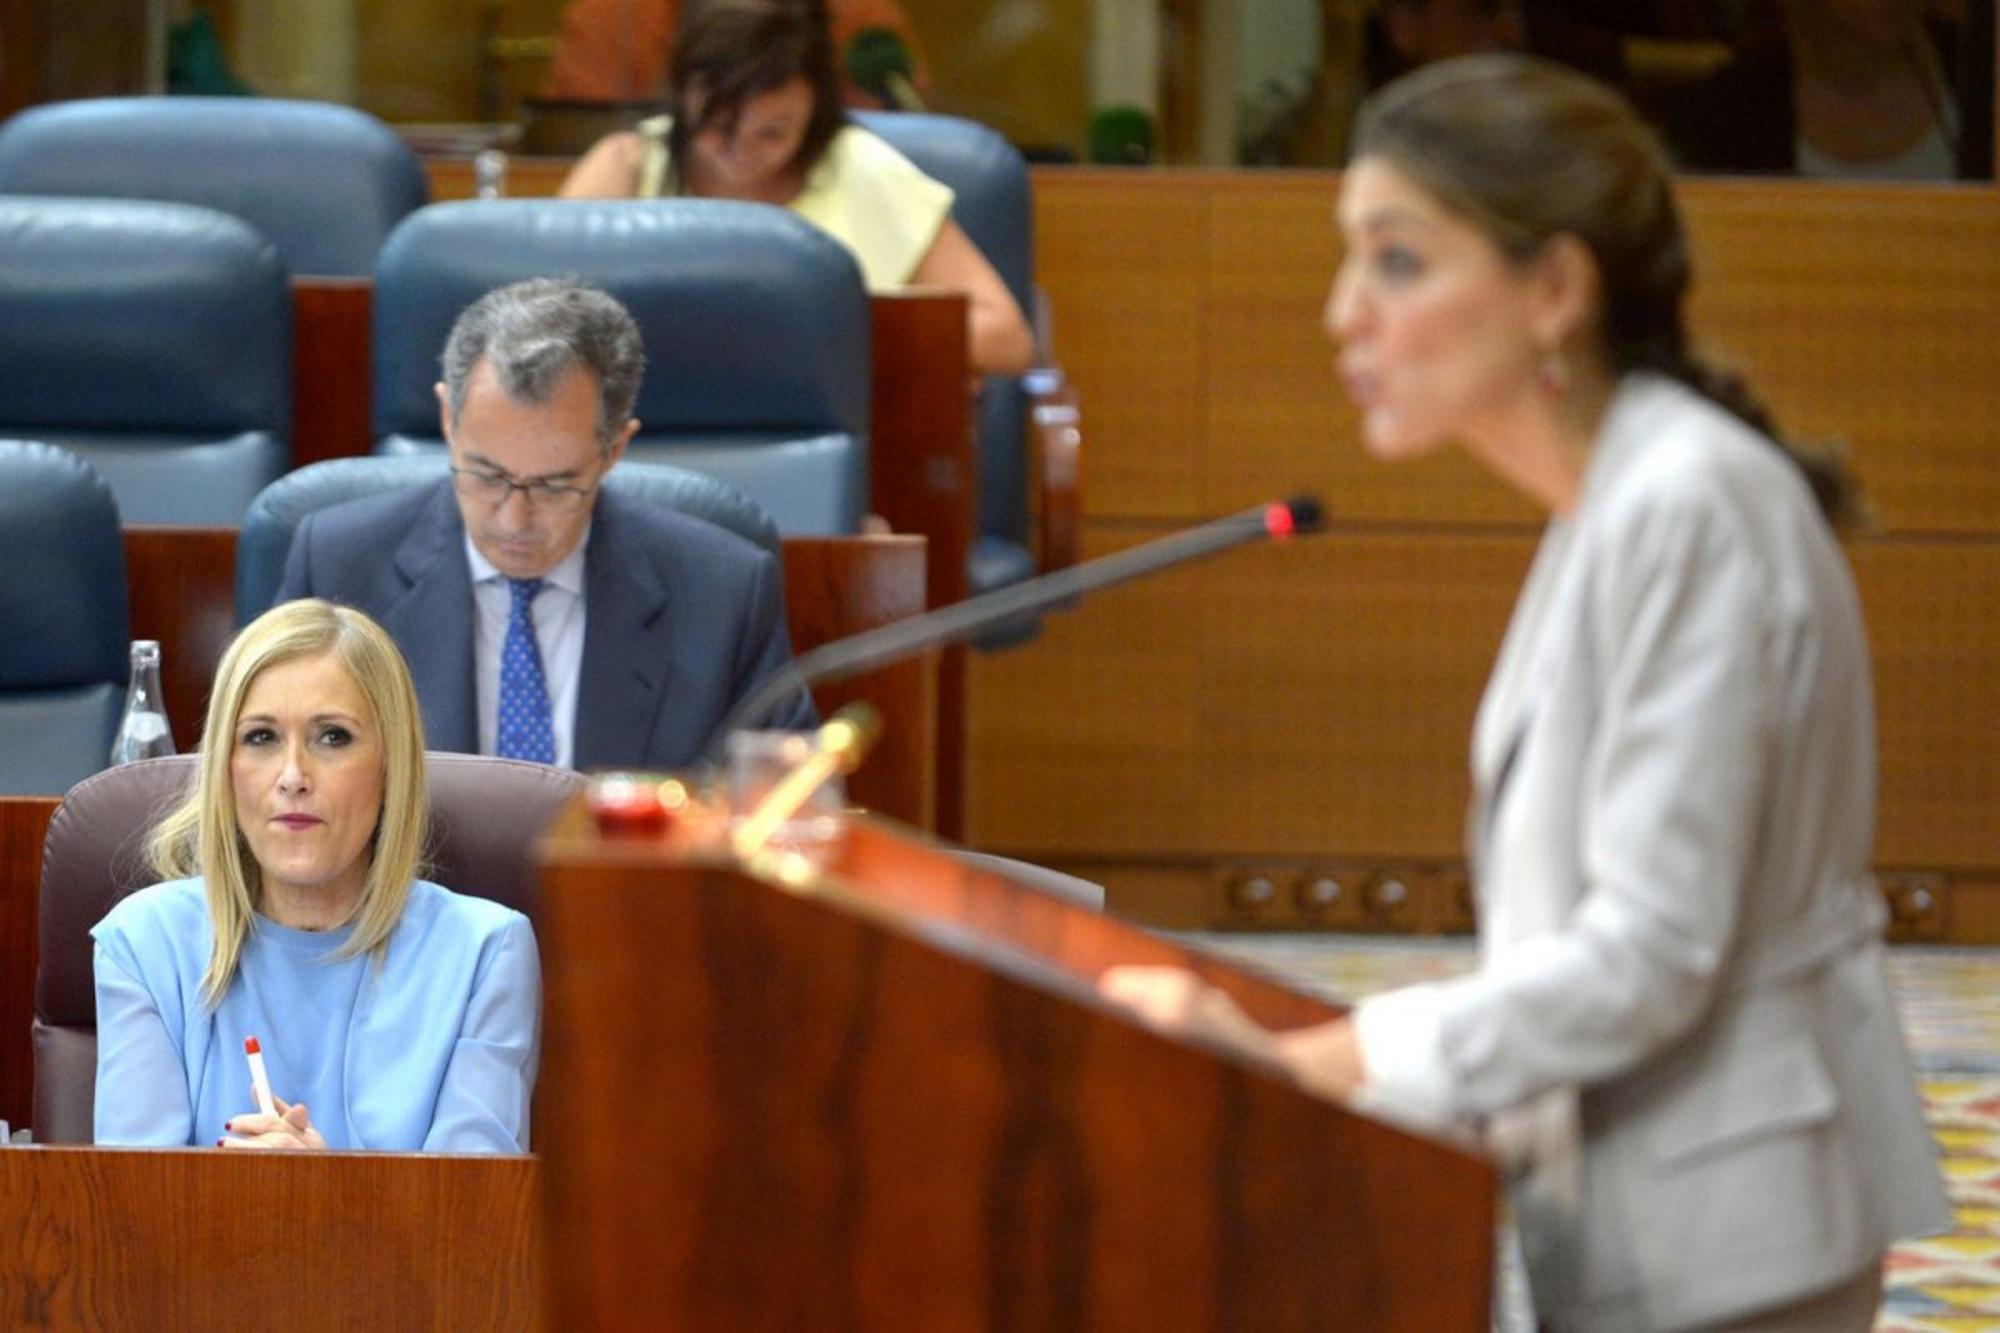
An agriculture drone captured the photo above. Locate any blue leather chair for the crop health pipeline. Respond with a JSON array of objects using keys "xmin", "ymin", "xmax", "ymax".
[
  {"xmin": 0, "ymin": 442, "xmax": 131, "ymax": 796},
  {"xmin": 0, "ymin": 97, "xmax": 427, "ymax": 278},
  {"xmin": 855, "ymin": 111, "xmax": 1083, "ymax": 620},
  {"xmin": 0, "ymin": 197, "xmax": 291, "ymax": 524},
  {"xmin": 371, "ymin": 199, "xmax": 871, "ymax": 536},
  {"xmin": 234, "ymin": 455, "xmax": 782, "ymax": 623}
]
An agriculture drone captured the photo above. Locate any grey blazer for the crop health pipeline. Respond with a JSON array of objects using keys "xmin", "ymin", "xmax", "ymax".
[
  {"xmin": 1361, "ymin": 375, "xmax": 1947, "ymax": 1329},
  {"xmin": 276, "ymin": 479, "xmax": 815, "ymax": 770}
]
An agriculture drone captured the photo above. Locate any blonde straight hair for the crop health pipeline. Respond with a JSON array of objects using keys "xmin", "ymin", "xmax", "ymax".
[{"xmin": 149, "ymin": 599, "xmax": 430, "ymax": 1007}]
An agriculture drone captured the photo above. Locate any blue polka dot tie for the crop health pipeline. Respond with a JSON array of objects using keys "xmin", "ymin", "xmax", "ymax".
[{"xmin": 496, "ymin": 578, "xmax": 555, "ymax": 764}]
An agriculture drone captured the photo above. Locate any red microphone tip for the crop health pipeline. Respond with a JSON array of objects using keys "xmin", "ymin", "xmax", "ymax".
[
  {"xmin": 244, "ymin": 1036, "xmax": 260, "ymax": 1055},
  {"xmin": 1263, "ymin": 503, "xmax": 1296, "ymax": 541}
]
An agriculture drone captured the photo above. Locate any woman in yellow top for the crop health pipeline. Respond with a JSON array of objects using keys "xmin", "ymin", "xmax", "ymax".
[{"xmin": 559, "ymin": 0, "xmax": 1033, "ymax": 376}]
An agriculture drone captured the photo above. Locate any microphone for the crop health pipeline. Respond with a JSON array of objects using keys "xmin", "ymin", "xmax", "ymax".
[
  {"xmin": 708, "ymin": 495, "xmax": 1324, "ymax": 757},
  {"xmin": 846, "ymin": 27, "xmax": 925, "ymax": 112}
]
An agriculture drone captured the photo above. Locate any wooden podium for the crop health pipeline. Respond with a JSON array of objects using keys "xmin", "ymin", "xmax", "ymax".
[{"xmin": 535, "ymin": 805, "xmax": 1497, "ymax": 1331}]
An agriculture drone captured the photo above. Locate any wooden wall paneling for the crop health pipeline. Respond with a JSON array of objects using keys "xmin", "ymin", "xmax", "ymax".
[
  {"xmin": 0, "ymin": 1150, "xmax": 537, "ymax": 1328},
  {"xmin": 967, "ymin": 525, "xmax": 1207, "ymax": 855},
  {"xmin": 1681, "ymin": 182, "xmax": 2000, "ymax": 535},
  {"xmin": 1855, "ymin": 540, "xmax": 2000, "ymax": 869},
  {"xmin": 1033, "ymin": 172, "xmax": 2000, "ymax": 533},
  {"xmin": 1031, "ymin": 169, "xmax": 1210, "ymax": 519},
  {"xmin": 969, "ymin": 529, "xmax": 1525, "ymax": 862},
  {"xmin": 124, "ymin": 527, "xmax": 240, "ymax": 754},
  {"xmin": 1200, "ymin": 179, "xmax": 1539, "ymax": 525},
  {"xmin": 0, "ymin": 798, "xmax": 57, "ymax": 1133},
  {"xmin": 291, "ymin": 278, "xmax": 375, "ymax": 466},
  {"xmin": 1198, "ymin": 531, "xmax": 1527, "ymax": 857}
]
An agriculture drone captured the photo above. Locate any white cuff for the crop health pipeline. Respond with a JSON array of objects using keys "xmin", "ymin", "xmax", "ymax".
[{"xmin": 1352, "ymin": 983, "xmax": 1460, "ymax": 1126}]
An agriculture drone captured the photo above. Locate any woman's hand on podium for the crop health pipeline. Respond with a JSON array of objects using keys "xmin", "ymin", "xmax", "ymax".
[
  {"xmin": 1098, "ymin": 965, "xmax": 1280, "ymax": 1058},
  {"xmin": 220, "ymin": 1095, "xmax": 328, "ymax": 1151},
  {"xmin": 1098, "ymin": 965, "xmax": 1367, "ymax": 1102}
]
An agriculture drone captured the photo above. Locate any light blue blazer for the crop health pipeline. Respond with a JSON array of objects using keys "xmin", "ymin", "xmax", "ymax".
[{"xmin": 93, "ymin": 877, "xmax": 539, "ymax": 1153}]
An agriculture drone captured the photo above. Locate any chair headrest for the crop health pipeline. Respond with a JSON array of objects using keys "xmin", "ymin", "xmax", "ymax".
[
  {"xmin": 370, "ymin": 199, "xmax": 871, "ymax": 442},
  {"xmin": 0, "ymin": 197, "xmax": 291, "ymax": 433},
  {"xmin": 0, "ymin": 97, "xmax": 427, "ymax": 278},
  {"xmin": 234, "ymin": 454, "xmax": 782, "ymax": 620},
  {"xmin": 0, "ymin": 442, "xmax": 129, "ymax": 689}
]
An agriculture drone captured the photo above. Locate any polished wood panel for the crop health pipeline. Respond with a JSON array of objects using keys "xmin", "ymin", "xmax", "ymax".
[
  {"xmin": 124, "ymin": 526, "xmax": 239, "ymax": 755},
  {"xmin": 0, "ymin": 798, "xmax": 56, "ymax": 1133},
  {"xmin": 780, "ymin": 535, "xmax": 935, "ymax": 829},
  {"xmin": 291, "ymin": 278, "xmax": 374, "ymax": 467},
  {"xmin": 535, "ymin": 807, "xmax": 1496, "ymax": 1330},
  {"xmin": 0, "ymin": 1149, "xmax": 536, "ymax": 1329},
  {"xmin": 870, "ymin": 290, "xmax": 973, "ymax": 838}
]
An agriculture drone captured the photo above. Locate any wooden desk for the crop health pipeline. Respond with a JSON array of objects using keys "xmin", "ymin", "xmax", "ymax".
[
  {"xmin": 0, "ymin": 1148, "xmax": 535, "ymax": 1330},
  {"xmin": 535, "ymin": 806, "xmax": 1497, "ymax": 1329}
]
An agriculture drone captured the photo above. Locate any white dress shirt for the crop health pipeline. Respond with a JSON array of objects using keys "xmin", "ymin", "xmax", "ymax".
[{"xmin": 466, "ymin": 530, "xmax": 588, "ymax": 769}]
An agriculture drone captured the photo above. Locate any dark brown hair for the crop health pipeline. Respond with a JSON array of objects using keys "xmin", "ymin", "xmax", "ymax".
[
  {"xmin": 667, "ymin": 0, "xmax": 846, "ymax": 185},
  {"xmin": 1352, "ymin": 54, "xmax": 1864, "ymax": 525}
]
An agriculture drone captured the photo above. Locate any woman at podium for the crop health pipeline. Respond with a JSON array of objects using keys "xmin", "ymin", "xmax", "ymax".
[
  {"xmin": 92, "ymin": 600, "xmax": 540, "ymax": 1153},
  {"xmin": 1104, "ymin": 54, "xmax": 1948, "ymax": 1330}
]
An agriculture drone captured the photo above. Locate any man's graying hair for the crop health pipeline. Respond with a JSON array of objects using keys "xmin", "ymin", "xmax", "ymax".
[{"xmin": 440, "ymin": 278, "xmax": 644, "ymax": 449}]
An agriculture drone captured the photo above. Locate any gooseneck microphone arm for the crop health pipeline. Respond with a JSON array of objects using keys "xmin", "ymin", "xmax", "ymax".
[{"xmin": 705, "ymin": 495, "xmax": 1324, "ymax": 762}]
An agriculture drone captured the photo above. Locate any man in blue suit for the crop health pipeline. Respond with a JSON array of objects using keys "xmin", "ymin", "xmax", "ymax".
[{"xmin": 277, "ymin": 277, "xmax": 814, "ymax": 770}]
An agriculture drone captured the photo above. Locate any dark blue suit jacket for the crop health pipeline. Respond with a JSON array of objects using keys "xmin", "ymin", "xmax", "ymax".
[{"xmin": 276, "ymin": 479, "xmax": 815, "ymax": 770}]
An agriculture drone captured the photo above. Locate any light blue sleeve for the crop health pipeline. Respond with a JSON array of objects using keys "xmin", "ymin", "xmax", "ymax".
[
  {"xmin": 93, "ymin": 935, "xmax": 195, "ymax": 1146},
  {"xmin": 421, "ymin": 913, "xmax": 541, "ymax": 1153}
]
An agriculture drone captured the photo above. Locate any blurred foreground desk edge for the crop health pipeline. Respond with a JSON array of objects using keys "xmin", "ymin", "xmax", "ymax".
[
  {"xmin": 0, "ymin": 1149, "xmax": 536, "ymax": 1329},
  {"xmin": 534, "ymin": 803, "xmax": 1497, "ymax": 1331}
]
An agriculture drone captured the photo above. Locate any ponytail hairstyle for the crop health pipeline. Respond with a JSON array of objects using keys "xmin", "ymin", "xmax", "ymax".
[{"xmin": 1351, "ymin": 54, "xmax": 1866, "ymax": 526}]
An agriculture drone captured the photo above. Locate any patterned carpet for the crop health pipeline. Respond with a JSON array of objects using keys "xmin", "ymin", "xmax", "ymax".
[{"xmin": 1185, "ymin": 934, "xmax": 2000, "ymax": 1331}]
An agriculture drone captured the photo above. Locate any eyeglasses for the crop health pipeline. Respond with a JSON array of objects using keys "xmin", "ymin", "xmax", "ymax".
[{"xmin": 449, "ymin": 465, "xmax": 598, "ymax": 513}]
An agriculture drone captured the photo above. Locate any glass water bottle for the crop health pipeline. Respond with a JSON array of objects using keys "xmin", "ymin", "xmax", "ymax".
[{"xmin": 109, "ymin": 639, "xmax": 176, "ymax": 764}]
